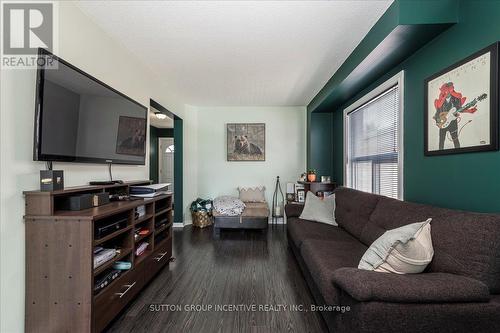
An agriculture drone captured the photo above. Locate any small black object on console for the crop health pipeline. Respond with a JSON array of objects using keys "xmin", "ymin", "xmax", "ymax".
[{"xmin": 40, "ymin": 170, "xmax": 64, "ymax": 191}]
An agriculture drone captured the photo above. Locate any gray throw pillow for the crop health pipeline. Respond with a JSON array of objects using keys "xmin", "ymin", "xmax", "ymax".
[
  {"xmin": 358, "ymin": 218, "xmax": 434, "ymax": 274},
  {"xmin": 299, "ymin": 192, "xmax": 337, "ymax": 226}
]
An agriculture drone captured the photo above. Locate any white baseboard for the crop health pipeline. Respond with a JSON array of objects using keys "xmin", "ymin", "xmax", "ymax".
[{"xmin": 173, "ymin": 220, "xmax": 192, "ymax": 228}]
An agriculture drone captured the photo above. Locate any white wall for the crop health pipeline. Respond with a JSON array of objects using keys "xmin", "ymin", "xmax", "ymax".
[
  {"xmin": 196, "ymin": 106, "xmax": 306, "ymax": 205},
  {"xmin": 0, "ymin": 3, "xmax": 197, "ymax": 332},
  {"xmin": 182, "ymin": 105, "xmax": 199, "ymax": 224}
]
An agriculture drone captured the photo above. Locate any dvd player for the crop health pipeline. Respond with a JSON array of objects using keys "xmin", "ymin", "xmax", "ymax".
[
  {"xmin": 94, "ymin": 217, "xmax": 128, "ymax": 239},
  {"xmin": 94, "ymin": 269, "xmax": 122, "ymax": 294}
]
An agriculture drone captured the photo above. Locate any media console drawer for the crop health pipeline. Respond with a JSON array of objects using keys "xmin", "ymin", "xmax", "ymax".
[
  {"xmin": 94, "ymin": 268, "xmax": 144, "ymax": 332},
  {"xmin": 145, "ymin": 236, "xmax": 172, "ymax": 282}
]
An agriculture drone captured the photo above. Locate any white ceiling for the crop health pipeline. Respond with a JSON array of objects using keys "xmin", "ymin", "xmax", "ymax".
[{"xmin": 76, "ymin": 1, "xmax": 392, "ymax": 107}]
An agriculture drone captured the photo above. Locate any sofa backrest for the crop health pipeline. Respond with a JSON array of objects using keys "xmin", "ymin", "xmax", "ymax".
[
  {"xmin": 336, "ymin": 187, "xmax": 500, "ymax": 293},
  {"xmin": 334, "ymin": 187, "xmax": 380, "ymax": 239},
  {"xmin": 360, "ymin": 196, "xmax": 456, "ymax": 246}
]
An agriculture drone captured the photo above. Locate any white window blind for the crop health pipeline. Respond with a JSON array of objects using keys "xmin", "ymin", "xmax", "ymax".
[{"xmin": 345, "ymin": 85, "xmax": 401, "ymax": 199}]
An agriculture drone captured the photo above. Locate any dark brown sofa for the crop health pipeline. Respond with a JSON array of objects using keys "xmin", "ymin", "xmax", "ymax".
[{"xmin": 286, "ymin": 187, "xmax": 500, "ymax": 333}]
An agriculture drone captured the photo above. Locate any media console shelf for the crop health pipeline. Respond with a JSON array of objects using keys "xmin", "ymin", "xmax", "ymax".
[{"xmin": 24, "ymin": 181, "xmax": 173, "ymax": 333}]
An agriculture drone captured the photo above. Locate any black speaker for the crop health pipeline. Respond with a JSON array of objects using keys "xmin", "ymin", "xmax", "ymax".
[
  {"xmin": 60, "ymin": 194, "xmax": 93, "ymax": 211},
  {"xmin": 40, "ymin": 170, "xmax": 64, "ymax": 191}
]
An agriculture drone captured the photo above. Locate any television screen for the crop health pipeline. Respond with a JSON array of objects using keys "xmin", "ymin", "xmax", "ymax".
[{"xmin": 34, "ymin": 49, "xmax": 147, "ymax": 165}]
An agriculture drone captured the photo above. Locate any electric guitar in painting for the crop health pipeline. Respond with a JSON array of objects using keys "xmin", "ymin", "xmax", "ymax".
[{"xmin": 435, "ymin": 93, "xmax": 488, "ymax": 129}]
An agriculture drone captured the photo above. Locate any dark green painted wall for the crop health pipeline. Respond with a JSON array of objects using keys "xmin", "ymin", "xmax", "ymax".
[
  {"xmin": 309, "ymin": 113, "xmax": 334, "ymax": 178},
  {"xmin": 173, "ymin": 118, "xmax": 183, "ymax": 224},
  {"xmin": 325, "ymin": 0, "xmax": 500, "ymax": 212},
  {"xmin": 149, "ymin": 126, "xmax": 174, "ymax": 184},
  {"xmin": 149, "ymin": 126, "xmax": 159, "ymax": 184}
]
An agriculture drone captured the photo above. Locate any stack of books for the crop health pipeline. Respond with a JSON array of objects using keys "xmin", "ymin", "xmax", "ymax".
[
  {"xmin": 130, "ymin": 183, "xmax": 171, "ymax": 198},
  {"xmin": 135, "ymin": 242, "xmax": 149, "ymax": 256}
]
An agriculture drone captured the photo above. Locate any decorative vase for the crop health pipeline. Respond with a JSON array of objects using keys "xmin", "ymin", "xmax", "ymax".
[
  {"xmin": 272, "ymin": 176, "xmax": 285, "ymax": 225},
  {"xmin": 307, "ymin": 173, "xmax": 316, "ymax": 182}
]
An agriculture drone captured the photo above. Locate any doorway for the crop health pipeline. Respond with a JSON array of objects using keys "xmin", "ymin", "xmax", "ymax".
[{"xmin": 150, "ymin": 99, "xmax": 183, "ymax": 224}]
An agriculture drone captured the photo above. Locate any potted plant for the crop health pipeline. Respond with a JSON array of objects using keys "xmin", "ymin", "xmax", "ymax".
[{"xmin": 307, "ymin": 169, "xmax": 317, "ymax": 182}]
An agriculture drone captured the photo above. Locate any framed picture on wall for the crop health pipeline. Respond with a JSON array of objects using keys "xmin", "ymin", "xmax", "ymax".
[
  {"xmin": 296, "ymin": 189, "xmax": 305, "ymax": 203},
  {"xmin": 424, "ymin": 42, "xmax": 499, "ymax": 156},
  {"xmin": 227, "ymin": 123, "xmax": 265, "ymax": 161}
]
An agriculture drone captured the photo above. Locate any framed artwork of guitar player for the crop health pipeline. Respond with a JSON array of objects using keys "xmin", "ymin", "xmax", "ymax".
[{"xmin": 424, "ymin": 42, "xmax": 499, "ymax": 156}]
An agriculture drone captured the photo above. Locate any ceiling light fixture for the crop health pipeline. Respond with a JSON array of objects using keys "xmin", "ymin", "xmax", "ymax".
[{"xmin": 155, "ymin": 113, "xmax": 167, "ymax": 120}]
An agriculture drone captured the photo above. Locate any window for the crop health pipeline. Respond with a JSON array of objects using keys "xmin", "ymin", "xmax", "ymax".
[
  {"xmin": 344, "ymin": 72, "xmax": 403, "ymax": 199},
  {"xmin": 165, "ymin": 144, "xmax": 175, "ymax": 153}
]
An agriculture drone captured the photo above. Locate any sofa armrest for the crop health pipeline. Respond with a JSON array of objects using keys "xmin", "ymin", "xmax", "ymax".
[
  {"xmin": 332, "ymin": 267, "xmax": 490, "ymax": 303},
  {"xmin": 285, "ymin": 203, "xmax": 304, "ymax": 218}
]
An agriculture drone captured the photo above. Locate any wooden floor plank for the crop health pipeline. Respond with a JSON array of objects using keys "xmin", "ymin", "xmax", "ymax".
[{"xmin": 106, "ymin": 226, "xmax": 327, "ymax": 333}]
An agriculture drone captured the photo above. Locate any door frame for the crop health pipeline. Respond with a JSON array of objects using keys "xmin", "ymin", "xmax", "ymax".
[{"xmin": 150, "ymin": 99, "xmax": 183, "ymax": 224}]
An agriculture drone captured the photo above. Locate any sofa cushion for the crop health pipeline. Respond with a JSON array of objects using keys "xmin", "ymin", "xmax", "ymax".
[
  {"xmin": 285, "ymin": 203, "xmax": 304, "ymax": 218},
  {"xmin": 299, "ymin": 192, "xmax": 337, "ymax": 226},
  {"xmin": 364, "ymin": 196, "xmax": 500, "ymax": 293},
  {"xmin": 300, "ymin": 239, "xmax": 367, "ymax": 305},
  {"xmin": 359, "ymin": 219, "xmax": 434, "ymax": 274},
  {"xmin": 334, "ymin": 187, "xmax": 380, "ymax": 240},
  {"xmin": 334, "ymin": 295, "xmax": 500, "ymax": 333},
  {"xmin": 287, "ymin": 218, "xmax": 359, "ymax": 248},
  {"xmin": 241, "ymin": 202, "xmax": 269, "ymax": 217},
  {"xmin": 428, "ymin": 211, "xmax": 500, "ymax": 293},
  {"xmin": 360, "ymin": 196, "xmax": 454, "ymax": 246},
  {"xmin": 333, "ymin": 267, "xmax": 490, "ymax": 303}
]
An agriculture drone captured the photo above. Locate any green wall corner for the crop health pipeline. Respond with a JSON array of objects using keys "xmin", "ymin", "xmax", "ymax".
[
  {"xmin": 308, "ymin": 113, "xmax": 334, "ymax": 178},
  {"xmin": 173, "ymin": 118, "xmax": 183, "ymax": 224}
]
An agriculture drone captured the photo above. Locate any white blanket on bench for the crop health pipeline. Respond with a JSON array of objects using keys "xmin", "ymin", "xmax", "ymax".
[{"xmin": 213, "ymin": 196, "xmax": 246, "ymax": 216}]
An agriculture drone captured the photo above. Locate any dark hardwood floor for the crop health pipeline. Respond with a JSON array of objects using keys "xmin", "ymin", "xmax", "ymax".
[{"xmin": 106, "ymin": 226, "xmax": 327, "ymax": 333}]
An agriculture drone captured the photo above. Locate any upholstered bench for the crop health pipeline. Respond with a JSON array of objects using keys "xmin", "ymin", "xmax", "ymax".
[{"xmin": 213, "ymin": 202, "xmax": 269, "ymax": 237}]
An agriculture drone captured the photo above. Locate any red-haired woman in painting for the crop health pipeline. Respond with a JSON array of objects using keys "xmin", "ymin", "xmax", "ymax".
[{"xmin": 433, "ymin": 82, "xmax": 477, "ymax": 150}]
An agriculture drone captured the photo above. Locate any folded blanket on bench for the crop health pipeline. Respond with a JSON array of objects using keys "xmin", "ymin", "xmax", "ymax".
[
  {"xmin": 213, "ymin": 196, "xmax": 246, "ymax": 216},
  {"xmin": 213, "ymin": 202, "xmax": 270, "ymax": 218}
]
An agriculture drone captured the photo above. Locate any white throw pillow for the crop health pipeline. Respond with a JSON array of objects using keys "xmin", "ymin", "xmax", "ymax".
[
  {"xmin": 358, "ymin": 219, "xmax": 434, "ymax": 274},
  {"xmin": 299, "ymin": 192, "xmax": 337, "ymax": 226},
  {"xmin": 238, "ymin": 186, "xmax": 266, "ymax": 202}
]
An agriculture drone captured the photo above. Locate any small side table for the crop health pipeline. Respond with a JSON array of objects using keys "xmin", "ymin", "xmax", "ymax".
[{"xmin": 298, "ymin": 181, "xmax": 337, "ymax": 196}]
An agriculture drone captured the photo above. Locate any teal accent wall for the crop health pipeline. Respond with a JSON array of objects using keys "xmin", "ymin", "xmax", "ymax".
[
  {"xmin": 173, "ymin": 118, "xmax": 183, "ymax": 224},
  {"xmin": 309, "ymin": 113, "xmax": 334, "ymax": 178},
  {"xmin": 324, "ymin": 0, "xmax": 500, "ymax": 213},
  {"xmin": 149, "ymin": 126, "xmax": 159, "ymax": 184},
  {"xmin": 149, "ymin": 126, "xmax": 174, "ymax": 184}
]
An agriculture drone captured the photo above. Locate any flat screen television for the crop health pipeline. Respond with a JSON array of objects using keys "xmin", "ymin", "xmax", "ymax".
[{"xmin": 34, "ymin": 49, "xmax": 148, "ymax": 165}]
